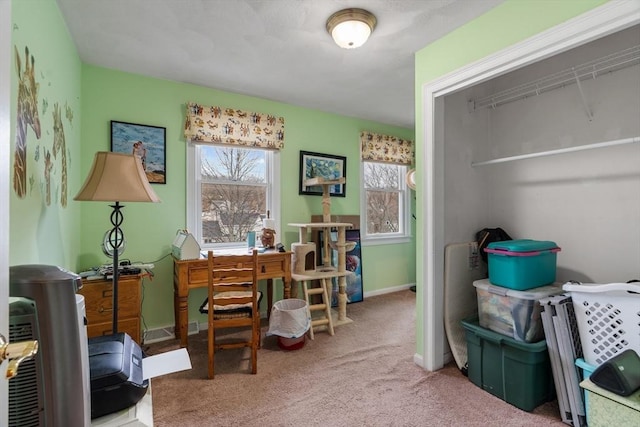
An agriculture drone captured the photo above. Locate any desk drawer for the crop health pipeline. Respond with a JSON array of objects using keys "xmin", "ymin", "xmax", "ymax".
[
  {"xmin": 186, "ymin": 263, "xmax": 209, "ymax": 285},
  {"xmin": 183, "ymin": 256, "xmax": 290, "ymax": 282},
  {"xmin": 259, "ymin": 258, "xmax": 287, "ymax": 276},
  {"xmin": 87, "ymin": 318, "xmax": 140, "ymax": 344},
  {"xmin": 80, "ymin": 278, "xmax": 140, "ymax": 322}
]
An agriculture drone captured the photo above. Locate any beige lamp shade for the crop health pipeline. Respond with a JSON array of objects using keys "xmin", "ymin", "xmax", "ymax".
[{"xmin": 74, "ymin": 152, "xmax": 161, "ymax": 203}]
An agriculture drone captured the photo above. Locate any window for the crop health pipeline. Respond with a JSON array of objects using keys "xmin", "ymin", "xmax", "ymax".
[
  {"xmin": 360, "ymin": 161, "xmax": 411, "ymax": 244},
  {"xmin": 187, "ymin": 144, "xmax": 280, "ymax": 249}
]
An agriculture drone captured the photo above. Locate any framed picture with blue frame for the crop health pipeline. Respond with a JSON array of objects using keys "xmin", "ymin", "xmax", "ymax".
[{"xmin": 319, "ymin": 229, "xmax": 364, "ymax": 306}]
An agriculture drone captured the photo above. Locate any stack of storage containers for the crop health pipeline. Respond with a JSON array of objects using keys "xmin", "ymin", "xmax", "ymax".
[{"xmin": 461, "ymin": 239, "xmax": 563, "ymax": 412}]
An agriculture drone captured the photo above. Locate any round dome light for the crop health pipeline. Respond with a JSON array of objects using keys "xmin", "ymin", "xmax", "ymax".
[{"xmin": 326, "ymin": 8, "xmax": 377, "ymax": 49}]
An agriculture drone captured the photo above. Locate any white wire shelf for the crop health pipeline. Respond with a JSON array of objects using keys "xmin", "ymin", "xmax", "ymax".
[{"xmin": 473, "ymin": 44, "xmax": 640, "ymax": 110}]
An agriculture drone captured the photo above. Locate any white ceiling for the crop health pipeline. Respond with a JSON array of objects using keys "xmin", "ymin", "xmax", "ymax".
[{"xmin": 55, "ymin": 0, "xmax": 504, "ymax": 128}]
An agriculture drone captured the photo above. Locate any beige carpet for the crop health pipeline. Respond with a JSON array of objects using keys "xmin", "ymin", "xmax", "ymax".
[{"xmin": 146, "ymin": 290, "xmax": 564, "ymax": 426}]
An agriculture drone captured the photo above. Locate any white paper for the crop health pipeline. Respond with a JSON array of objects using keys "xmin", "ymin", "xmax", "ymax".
[{"xmin": 142, "ymin": 348, "xmax": 192, "ymax": 380}]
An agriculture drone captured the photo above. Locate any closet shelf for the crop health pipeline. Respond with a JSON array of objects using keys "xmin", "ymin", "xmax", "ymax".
[
  {"xmin": 471, "ymin": 136, "xmax": 640, "ymax": 167},
  {"xmin": 472, "ymin": 45, "xmax": 640, "ymax": 110}
]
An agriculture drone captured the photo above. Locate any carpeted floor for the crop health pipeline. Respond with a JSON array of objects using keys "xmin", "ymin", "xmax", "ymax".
[{"xmin": 146, "ymin": 290, "xmax": 565, "ymax": 426}]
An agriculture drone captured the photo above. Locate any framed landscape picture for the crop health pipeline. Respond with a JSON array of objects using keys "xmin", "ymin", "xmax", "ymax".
[
  {"xmin": 299, "ymin": 151, "xmax": 346, "ymax": 197},
  {"xmin": 110, "ymin": 120, "xmax": 166, "ymax": 184}
]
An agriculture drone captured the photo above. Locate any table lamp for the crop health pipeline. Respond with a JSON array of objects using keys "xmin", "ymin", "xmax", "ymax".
[{"xmin": 74, "ymin": 151, "xmax": 160, "ymax": 334}]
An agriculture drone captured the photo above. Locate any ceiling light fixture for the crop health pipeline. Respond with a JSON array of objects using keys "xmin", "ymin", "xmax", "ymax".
[{"xmin": 326, "ymin": 8, "xmax": 377, "ymax": 49}]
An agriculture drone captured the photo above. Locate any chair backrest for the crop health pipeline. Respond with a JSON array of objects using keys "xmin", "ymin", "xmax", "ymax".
[
  {"xmin": 205, "ymin": 249, "xmax": 260, "ymax": 378},
  {"xmin": 207, "ymin": 249, "xmax": 259, "ymax": 315}
]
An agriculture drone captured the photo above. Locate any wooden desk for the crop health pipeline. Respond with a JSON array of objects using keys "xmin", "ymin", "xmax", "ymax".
[{"xmin": 173, "ymin": 250, "xmax": 292, "ymax": 347}]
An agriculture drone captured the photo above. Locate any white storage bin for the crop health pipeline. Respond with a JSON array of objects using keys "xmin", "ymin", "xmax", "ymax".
[
  {"xmin": 474, "ymin": 279, "xmax": 563, "ymax": 342},
  {"xmin": 563, "ymin": 281, "xmax": 640, "ymax": 367}
]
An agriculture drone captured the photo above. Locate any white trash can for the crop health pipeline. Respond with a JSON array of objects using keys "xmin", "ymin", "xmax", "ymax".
[{"xmin": 267, "ymin": 299, "xmax": 310, "ymax": 350}]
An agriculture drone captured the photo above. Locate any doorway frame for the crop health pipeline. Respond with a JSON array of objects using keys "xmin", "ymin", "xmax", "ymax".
[
  {"xmin": 420, "ymin": 1, "xmax": 640, "ymax": 371},
  {"xmin": 1, "ymin": 0, "xmax": 11, "ymax": 419}
]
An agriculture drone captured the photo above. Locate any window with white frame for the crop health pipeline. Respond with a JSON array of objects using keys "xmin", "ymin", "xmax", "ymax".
[
  {"xmin": 187, "ymin": 144, "xmax": 280, "ymax": 250},
  {"xmin": 361, "ymin": 161, "xmax": 410, "ymax": 242},
  {"xmin": 359, "ymin": 131, "xmax": 413, "ymax": 244}
]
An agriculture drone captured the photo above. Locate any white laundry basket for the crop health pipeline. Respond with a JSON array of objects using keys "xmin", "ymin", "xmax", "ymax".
[{"xmin": 563, "ymin": 281, "xmax": 640, "ymax": 366}]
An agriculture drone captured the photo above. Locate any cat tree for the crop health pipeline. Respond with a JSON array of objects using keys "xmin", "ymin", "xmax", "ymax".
[{"xmin": 289, "ymin": 177, "xmax": 354, "ymax": 324}]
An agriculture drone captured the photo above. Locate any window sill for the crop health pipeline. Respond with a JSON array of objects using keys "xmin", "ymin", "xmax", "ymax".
[{"xmin": 361, "ymin": 235, "xmax": 412, "ymax": 247}]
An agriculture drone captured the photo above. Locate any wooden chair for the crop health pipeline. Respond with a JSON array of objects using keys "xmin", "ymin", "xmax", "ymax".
[{"xmin": 199, "ymin": 249, "xmax": 260, "ymax": 379}]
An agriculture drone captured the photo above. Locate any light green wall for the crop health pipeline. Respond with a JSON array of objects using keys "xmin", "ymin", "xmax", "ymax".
[
  {"xmin": 10, "ymin": 0, "xmax": 82, "ymax": 269},
  {"xmin": 10, "ymin": 0, "xmax": 414, "ymax": 335},
  {"xmin": 80, "ymin": 65, "xmax": 415, "ymax": 330},
  {"xmin": 10, "ymin": 0, "xmax": 609, "ymax": 356},
  {"xmin": 413, "ymin": 0, "xmax": 608, "ymax": 359}
]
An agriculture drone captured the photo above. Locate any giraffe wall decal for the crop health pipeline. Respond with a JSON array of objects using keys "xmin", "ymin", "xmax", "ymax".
[
  {"xmin": 52, "ymin": 103, "xmax": 68, "ymax": 207},
  {"xmin": 44, "ymin": 149, "xmax": 52, "ymax": 206},
  {"xmin": 13, "ymin": 45, "xmax": 41, "ymax": 198}
]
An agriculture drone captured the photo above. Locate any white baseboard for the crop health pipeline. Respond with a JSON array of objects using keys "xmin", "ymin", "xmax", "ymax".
[
  {"xmin": 414, "ymin": 351, "xmax": 453, "ymax": 372},
  {"xmin": 413, "ymin": 352, "xmax": 424, "ymax": 368},
  {"xmin": 364, "ymin": 282, "xmax": 415, "ymax": 298},
  {"xmin": 143, "ymin": 284, "xmax": 417, "ymax": 344}
]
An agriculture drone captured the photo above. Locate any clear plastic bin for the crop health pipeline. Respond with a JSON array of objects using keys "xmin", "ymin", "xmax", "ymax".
[{"xmin": 474, "ymin": 279, "xmax": 563, "ymax": 342}]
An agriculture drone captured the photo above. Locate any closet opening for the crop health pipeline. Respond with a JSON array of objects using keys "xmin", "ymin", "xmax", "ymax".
[{"xmin": 420, "ymin": 3, "xmax": 640, "ymax": 372}]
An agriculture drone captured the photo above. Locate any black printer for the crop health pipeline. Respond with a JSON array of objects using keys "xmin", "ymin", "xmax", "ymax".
[{"xmin": 88, "ymin": 332, "xmax": 148, "ymax": 419}]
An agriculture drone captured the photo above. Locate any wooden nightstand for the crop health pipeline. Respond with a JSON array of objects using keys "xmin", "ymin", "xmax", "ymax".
[{"xmin": 79, "ymin": 274, "xmax": 143, "ymax": 344}]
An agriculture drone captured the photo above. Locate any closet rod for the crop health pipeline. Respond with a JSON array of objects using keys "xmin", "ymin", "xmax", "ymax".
[{"xmin": 471, "ymin": 136, "xmax": 640, "ymax": 167}]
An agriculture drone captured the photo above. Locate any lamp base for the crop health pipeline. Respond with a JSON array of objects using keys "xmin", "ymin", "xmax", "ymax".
[{"xmin": 108, "ymin": 201, "xmax": 126, "ymax": 334}]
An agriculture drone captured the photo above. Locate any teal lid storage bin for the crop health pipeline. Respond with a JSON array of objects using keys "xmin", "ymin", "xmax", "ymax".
[
  {"xmin": 485, "ymin": 239, "xmax": 561, "ymax": 290},
  {"xmin": 462, "ymin": 318, "xmax": 555, "ymax": 411}
]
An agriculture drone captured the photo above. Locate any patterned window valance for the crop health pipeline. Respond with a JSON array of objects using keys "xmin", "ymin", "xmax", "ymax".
[
  {"xmin": 360, "ymin": 131, "xmax": 414, "ymax": 165},
  {"xmin": 184, "ymin": 102, "xmax": 285, "ymax": 150}
]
